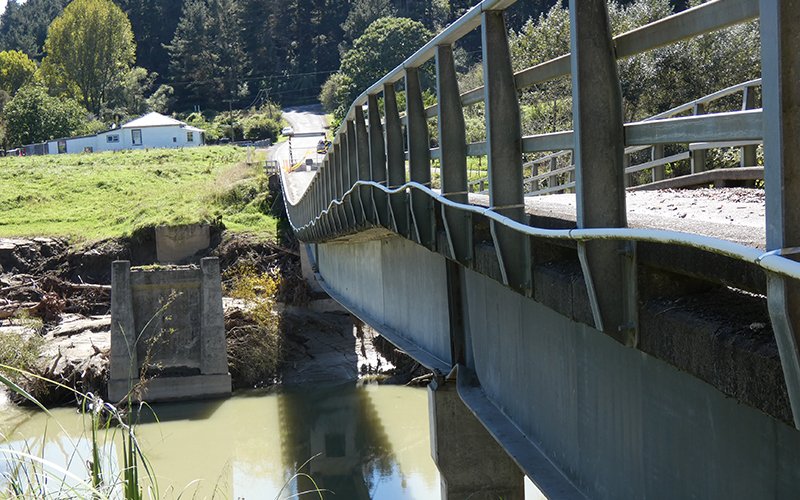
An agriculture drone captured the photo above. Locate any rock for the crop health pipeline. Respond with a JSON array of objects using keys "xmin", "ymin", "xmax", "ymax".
[{"xmin": 48, "ymin": 314, "xmax": 111, "ymax": 337}]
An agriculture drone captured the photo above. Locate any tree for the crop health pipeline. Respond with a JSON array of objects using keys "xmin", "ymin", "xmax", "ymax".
[
  {"xmin": 0, "ymin": 50, "xmax": 37, "ymax": 95},
  {"xmin": 340, "ymin": 0, "xmax": 396, "ymax": 50},
  {"xmin": 321, "ymin": 17, "xmax": 430, "ymax": 120},
  {"xmin": 40, "ymin": 0, "xmax": 135, "ymax": 113},
  {"xmin": 3, "ymin": 84, "xmax": 86, "ymax": 145},
  {"xmin": 0, "ymin": 0, "xmax": 69, "ymax": 59},
  {"xmin": 115, "ymin": 0, "xmax": 183, "ymax": 80},
  {"xmin": 319, "ymin": 72, "xmax": 354, "ymax": 119},
  {"xmin": 102, "ymin": 66, "xmax": 174, "ymax": 122},
  {"xmin": 343, "ymin": 17, "xmax": 429, "ymax": 99},
  {"xmin": 166, "ymin": 0, "xmax": 250, "ymax": 109}
]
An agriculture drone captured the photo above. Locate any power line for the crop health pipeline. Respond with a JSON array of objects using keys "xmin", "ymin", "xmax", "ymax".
[{"xmin": 165, "ymin": 68, "xmax": 338, "ymax": 87}]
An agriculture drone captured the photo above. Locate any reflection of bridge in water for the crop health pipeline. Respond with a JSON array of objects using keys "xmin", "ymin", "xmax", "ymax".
[
  {"xmin": 282, "ymin": 0, "xmax": 800, "ymax": 498},
  {"xmin": 280, "ymin": 384, "xmax": 393, "ymax": 499}
]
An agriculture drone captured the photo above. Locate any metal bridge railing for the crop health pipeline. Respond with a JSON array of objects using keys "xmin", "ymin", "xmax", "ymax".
[{"xmin": 280, "ymin": 0, "xmax": 800, "ymax": 429}]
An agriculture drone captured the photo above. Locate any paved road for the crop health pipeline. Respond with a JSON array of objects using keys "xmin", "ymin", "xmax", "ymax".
[{"xmin": 275, "ymin": 105, "xmax": 327, "ymax": 204}]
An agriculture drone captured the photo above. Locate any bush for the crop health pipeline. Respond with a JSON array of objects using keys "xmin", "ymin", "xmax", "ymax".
[
  {"xmin": 4, "ymin": 85, "xmax": 87, "ymax": 146},
  {"xmin": 0, "ymin": 316, "xmax": 43, "ymax": 387},
  {"xmin": 224, "ymin": 263, "xmax": 283, "ymax": 387},
  {"xmin": 242, "ymin": 113, "xmax": 282, "ymax": 141}
]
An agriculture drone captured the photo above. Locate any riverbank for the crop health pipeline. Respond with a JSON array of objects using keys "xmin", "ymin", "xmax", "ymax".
[{"xmin": 0, "ymin": 231, "xmax": 422, "ymax": 409}]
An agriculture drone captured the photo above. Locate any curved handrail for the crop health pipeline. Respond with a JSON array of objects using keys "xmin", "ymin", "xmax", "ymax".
[{"xmin": 280, "ymin": 175, "xmax": 800, "ymax": 281}]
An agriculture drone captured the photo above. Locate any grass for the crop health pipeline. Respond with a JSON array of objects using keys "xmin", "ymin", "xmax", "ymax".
[{"xmin": 0, "ymin": 146, "xmax": 277, "ymax": 242}]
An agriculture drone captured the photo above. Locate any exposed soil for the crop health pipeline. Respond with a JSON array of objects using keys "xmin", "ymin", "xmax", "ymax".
[{"xmin": 0, "ymin": 230, "xmax": 416, "ymax": 408}]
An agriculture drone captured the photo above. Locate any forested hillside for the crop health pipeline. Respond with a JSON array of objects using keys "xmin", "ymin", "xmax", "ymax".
[
  {"xmin": 0, "ymin": 0, "xmax": 753, "ymax": 153},
  {"xmin": 0, "ymin": 0, "xmax": 556, "ymax": 112}
]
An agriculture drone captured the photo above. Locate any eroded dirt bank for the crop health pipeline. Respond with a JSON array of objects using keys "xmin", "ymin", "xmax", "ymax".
[{"xmin": 0, "ymin": 232, "xmax": 424, "ymax": 408}]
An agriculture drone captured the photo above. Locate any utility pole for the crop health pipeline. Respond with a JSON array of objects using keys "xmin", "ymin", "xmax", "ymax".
[{"xmin": 226, "ymin": 98, "xmax": 235, "ymax": 143}]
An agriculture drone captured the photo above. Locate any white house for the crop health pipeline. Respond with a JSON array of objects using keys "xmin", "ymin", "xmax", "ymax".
[{"xmin": 45, "ymin": 112, "xmax": 205, "ymax": 155}]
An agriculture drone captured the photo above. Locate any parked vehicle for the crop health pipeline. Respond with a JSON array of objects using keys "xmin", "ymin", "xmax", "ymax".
[{"xmin": 316, "ymin": 140, "xmax": 331, "ymax": 154}]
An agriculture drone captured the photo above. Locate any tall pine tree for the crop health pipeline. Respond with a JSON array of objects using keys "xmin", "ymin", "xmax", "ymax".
[
  {"xmin": 0, "ymin": 0, "xmax": 70, "ymax": 59},
  {"xmin": 166, "ymin": 0, "xmax": 250, "ymax": 109}
]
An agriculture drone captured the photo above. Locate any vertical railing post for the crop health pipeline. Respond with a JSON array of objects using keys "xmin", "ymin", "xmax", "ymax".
[
  {"xmin": 346, "ymin": 119, "xmax": 365, "ymax": 225},
  {"xmin": 319, "ymin": 160, "xmax": 329, "ymax": 236},
  {"xmin": 329, "ymin": 154, "xmax": 341, "ymax": 233},
  {"xmin": 436, "ymin": 44, "xmax": 472, "ymax": 264},
  {"xmin": 307, "ymin": 177, "xmax": 314, "ymax": 238},
  {"xmin": 406, "ymin": 66, "xmax": 435, "ymax": 249},
  {"xmin": 314, "ymin": 173, "xmax": 322, "ymax": 237},
  {"xmin": 690, "ymin": 102, "xmax": 707, "ymax": 173},
  {"xmin": 741, "ymin": 86, "xmax": 758, "ymax": 168},
  {"xmin": 385, "ymin": 82, "xmax": 409, "ymax": 237},
  {"xmin": 368, "ymin": 94, "xmax": 390, "ymax": 227},
  {"xmin": 651, "ymin": 144, "xmax": 665, "ymax": 182},
  {"xmin": 354, "ymin": 105, "xmax": 374, "ymax": 224},
  {"xmin": 761, "ymin": 0, "xmax": 800, "ymax": 429},
  {"xmin": 570, "ymin": 0, "xmax": 636, "ymax": 345},
  {"xmin": 548, "ymin": 156, "xmax": 558, "ymax": 191},
  {"xmin": 335, "ymin": 141, "xmax": 354, "ymax": 228},
  {"xmin": 482, "ymin": 10, "xmax": 530, "ymax": 293},
  {"xmin": 623, "ymin": 152, "xmax": 632, "ymax": 187}
]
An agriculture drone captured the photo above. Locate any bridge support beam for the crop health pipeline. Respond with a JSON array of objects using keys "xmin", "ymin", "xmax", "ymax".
[
  {"xmin": 406, "ymin": 66, "xmax": 435, "ymax": 249},
  {"xmin": 384, "ymin": 83, "xmax": 409, "ymax": 237},
  {"xmin": 761, "ymin": 0, "xmax": 800, "ymax": 429},
  {"xmin": 569, "ymin": 0, "xmax": 637, "ymax": 345},
  {"xmin": 368, "ymin": 94, "xmax": 390, "ymax": 227},
  {"xmin": 436, "ymin": 44, "xmax": 472, "ymax": 265},
  {"xmin": 482, "ymin": 10, "xmax": 530, "ymax": 294},
  {"xmin": 429, "ymin": 375, "xmax": 524, "ymax": 500}
]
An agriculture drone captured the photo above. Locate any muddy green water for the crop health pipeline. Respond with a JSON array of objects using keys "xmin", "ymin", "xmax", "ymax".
[{"xmin": 0, "ymin": 384, "xmax": 440, "ymax": 499}]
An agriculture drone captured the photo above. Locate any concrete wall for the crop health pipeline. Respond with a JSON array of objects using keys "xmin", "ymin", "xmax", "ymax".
[
  {"xmin": 316, "ymin": 233, "xmax": 800, "ymax": 498},
  {"xmin": 109, "ymin": 258, "xmax": 230, "ymax": 402},
  {"xmin": 317, "ymin": 235, "xmax": 451, "ymax": 369},
  {"xmin": 463, "ymin": 266, "xmax": 800, "ymax": 499},
  {"xmin": 155, "ymin": 224, "xmax": 211, "ymax": 263}
]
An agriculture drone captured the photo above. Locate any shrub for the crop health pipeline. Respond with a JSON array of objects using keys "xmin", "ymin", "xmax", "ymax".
[
  {"xmin": 224, "ymin": 262, "xmax": 283, "ymax": 387},
  {"xmin": 242, "ymin": 113, "xmax": 281, "ymax": 141}
]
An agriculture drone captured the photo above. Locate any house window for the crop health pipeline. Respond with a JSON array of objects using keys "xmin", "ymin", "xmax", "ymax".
[
  {"xmin": 106, "ymin": 134, "xmax": 120, "ymax": 143},
  {"xmin": 187, "ymin": 131, "xmax": 194, "ymax": 143},
  {"xmin": 173, "ymin": 137, "xmax": 177, "ymax": 143},
  {"xmin": 131, "ymin": 129, "xmax": 142, "ymax": 145},
  {"xmin": 57, "ymin": 140, "xmax": 66, "ymax": 154}
]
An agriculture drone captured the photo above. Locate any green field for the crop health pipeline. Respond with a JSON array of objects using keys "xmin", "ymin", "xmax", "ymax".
[{"xmin": 0, "ymin": 146, "xmax": 277, "ymax": 241}]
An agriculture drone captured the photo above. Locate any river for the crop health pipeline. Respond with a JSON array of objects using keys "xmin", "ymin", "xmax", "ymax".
[{"xmin": 0, "ymin": 383, "xmax": 440, "ymax": 499}]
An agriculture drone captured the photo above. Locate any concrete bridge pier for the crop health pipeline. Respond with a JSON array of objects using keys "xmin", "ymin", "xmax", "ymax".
[{"xmin": 429, "ymin": 375, "xmax": 524, "ymax": 500}]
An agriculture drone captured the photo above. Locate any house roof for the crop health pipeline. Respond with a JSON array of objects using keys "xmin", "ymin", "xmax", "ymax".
[
  {"xmin": 184, "ymin": 125, "xmax": 205, "ymax": 133},
  {"xmin": 122, "ymin": 112, "xmax": 185, "ymax": 129}
]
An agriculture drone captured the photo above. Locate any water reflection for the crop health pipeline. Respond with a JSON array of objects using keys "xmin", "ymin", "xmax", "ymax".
[{"xmin": 0, "ymin": 384, "xmax": 439, "ymax": 499}]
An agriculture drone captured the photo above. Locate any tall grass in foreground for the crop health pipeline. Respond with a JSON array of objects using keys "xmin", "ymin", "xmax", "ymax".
[
  {"xmin": 0, "ymin": 365, "xmax": 151, "ymax": 499},
  {"xmin": 0, "ymin": 366, "xmax": 326, "ymax": 499}
]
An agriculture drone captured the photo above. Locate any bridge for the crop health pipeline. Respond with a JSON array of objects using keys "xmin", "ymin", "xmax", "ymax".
[{"xmin": 279, "ymin": 0, "xmax": 800, "ymax": 498}]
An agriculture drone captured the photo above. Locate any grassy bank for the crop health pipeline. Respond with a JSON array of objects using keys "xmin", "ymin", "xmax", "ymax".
[{"xmin": 0, "ymin": 146, "xmax": 277, "ymax": 241}]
